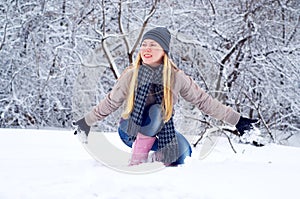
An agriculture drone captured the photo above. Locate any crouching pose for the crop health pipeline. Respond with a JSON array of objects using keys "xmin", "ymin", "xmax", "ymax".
[{"xmin": 75, "ymin": 27, "xmax": 257, "ymax": 166}]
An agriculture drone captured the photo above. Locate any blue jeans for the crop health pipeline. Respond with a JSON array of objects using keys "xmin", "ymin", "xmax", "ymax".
[{"xmin": 118, "ymin": 128, "xmax": 192, "ymax": 165}]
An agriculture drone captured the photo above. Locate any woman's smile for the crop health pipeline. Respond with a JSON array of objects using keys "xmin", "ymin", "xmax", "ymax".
[{"xmin": 143, "ymin": 53, "xmax": 152, "ymax": 57}]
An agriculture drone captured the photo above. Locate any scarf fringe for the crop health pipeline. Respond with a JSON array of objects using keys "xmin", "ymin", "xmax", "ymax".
[
  {"xmin": 155, "ymin": 147, "xmax": 178, "ymax": 164},
  {"xmin": 127, "ymin": 118, "xmax": 140, "ymax": 139}
]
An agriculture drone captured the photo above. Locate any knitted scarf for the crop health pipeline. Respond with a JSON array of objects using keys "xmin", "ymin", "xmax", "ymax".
[{"xmin": 127, "ymin": 64, "xmax": 179, "ymax": 164}]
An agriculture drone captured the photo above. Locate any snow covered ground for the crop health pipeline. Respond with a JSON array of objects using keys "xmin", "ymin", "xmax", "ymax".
[{"xmin": 0, "ymin": 128, "xmax": 299, "ymax": 199}]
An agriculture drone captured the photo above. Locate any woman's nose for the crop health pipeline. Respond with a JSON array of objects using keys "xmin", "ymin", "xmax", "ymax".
[{"xmin": 145, "ymin": 46, "xmax": 151, "ymax": 51}]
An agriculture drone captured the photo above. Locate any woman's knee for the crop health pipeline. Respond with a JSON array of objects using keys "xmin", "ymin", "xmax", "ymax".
[
  {"xmin": 174, "ymin": 132, "xmax": 192, "ymax": 164},
  {"xmin": 118, "ymin": 128, "xmax": 133, "ymax": 148}
]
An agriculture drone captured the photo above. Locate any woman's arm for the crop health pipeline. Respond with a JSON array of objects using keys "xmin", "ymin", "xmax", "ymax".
[{"xmin": 175, "ymin": 70, "xmax": 240, "ymax": 126}]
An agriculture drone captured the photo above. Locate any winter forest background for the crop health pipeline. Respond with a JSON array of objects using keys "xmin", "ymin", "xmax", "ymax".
[{"xmin": 0, "ymin": 0, "xmax": 299, "ymax": 146}]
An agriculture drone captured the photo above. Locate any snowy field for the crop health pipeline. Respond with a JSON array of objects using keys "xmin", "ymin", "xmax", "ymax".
[{"xmin": 0, "ymin": 128, "xmax": 299, "ymax": 199}]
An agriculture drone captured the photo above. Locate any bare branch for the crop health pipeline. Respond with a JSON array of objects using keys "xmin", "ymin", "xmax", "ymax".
[
  {"xmin": 184, "ymin": 115, "xmax": 237, "ymax": 153},
  {"xmin": 128, "ymin": 0, "xmax": 159, "ymax": 60},
  {"xmin": 118, "ymin": 1, "xmax": 131, "ymax": 62},
  {"xmin": 0, "ymin": 22, "xmax": 7, "ymax": 51},
  {"xmin": 286, "ymin": 15, "xmax": 300, "ymax": 47},
  {"xmin": 220, "ymin": 36, "xmax": 251, "ymax": 65},
  {"xmin": 102, "ymin": 40, "xmax": 121, "ymax": 79},
  {"xmin": 0, "ymin": 7, "xmax": 8, "ymax": 52}
]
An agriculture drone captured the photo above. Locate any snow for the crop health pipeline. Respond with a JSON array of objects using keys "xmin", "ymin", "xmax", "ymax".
[{"xmin": 0, "ymin": 128, "xmax": 299, "ymax": 199}]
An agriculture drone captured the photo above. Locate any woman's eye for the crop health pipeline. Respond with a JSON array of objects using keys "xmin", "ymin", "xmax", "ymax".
[{"xmin": 141, "ymin": 43, "xmax": 158, "ymax": 48}]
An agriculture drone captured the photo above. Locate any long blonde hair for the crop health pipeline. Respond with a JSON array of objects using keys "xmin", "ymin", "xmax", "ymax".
[{"xmin": 122, "ymin": 53, "xmax": 177, "ymax": 123}]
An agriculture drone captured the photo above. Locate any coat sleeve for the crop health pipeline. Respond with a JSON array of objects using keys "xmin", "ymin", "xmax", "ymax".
[
  {"xmin": 84, "ymin": 67, "xmax": 134, "ymax": 126},
  {"xmin": 176, "ymin": 70, "xmax": 240, "ymax": 126}
]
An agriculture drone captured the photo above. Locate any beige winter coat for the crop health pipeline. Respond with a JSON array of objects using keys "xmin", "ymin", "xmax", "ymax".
[{"xmin": 85, "ymin": 66, "xmax": 240, "ymax": 127}]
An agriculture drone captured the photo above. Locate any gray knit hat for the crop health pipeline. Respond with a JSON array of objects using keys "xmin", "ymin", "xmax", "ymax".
[{"xmin": 141, "ymin": 27, "xmax": 171, "ymax": 54}]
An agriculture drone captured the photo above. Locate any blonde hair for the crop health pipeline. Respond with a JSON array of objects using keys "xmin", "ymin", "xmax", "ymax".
[{"xmin": 122, "ymin": 53, "xmax": 177, "ymax": 123}]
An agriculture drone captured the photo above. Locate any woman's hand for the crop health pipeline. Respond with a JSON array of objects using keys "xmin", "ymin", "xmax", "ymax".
[
  {"xmin": 73, "ymin": 118, "xmax": 91, "ymax": 136},
  {"xmin": 235, "ymin": 116, "xmax": 259, "ymax": 136}
]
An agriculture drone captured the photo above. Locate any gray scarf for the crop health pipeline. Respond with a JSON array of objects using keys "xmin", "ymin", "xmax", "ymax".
[{"xmin": 127, "ymin": 64, "xmax": 179, "ymax": 164}]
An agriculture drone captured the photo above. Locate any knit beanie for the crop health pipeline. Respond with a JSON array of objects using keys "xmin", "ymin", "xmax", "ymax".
[{"xmin": 141, "ymin": 27, "xmax": 171, "ymax": 54}]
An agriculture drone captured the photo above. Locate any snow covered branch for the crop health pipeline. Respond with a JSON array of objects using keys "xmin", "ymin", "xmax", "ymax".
[{"xmin": 0, "ymin": 22, "xmax": 7, "ymax": 51}]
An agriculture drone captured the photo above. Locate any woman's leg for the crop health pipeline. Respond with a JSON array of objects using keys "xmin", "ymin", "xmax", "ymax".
[
  {"xmin": 119, "ymin": 127, "xmax": 191, "ymax": 165},
  {"xmin": 118, "ymin": 127, "xmax": 133, "ymax": 148},
  {"xmin": 129, "ymin": 133, "xmax": 156, "ymax": 165},
  {"xmin": 171, "ymin": 132, "xmax": 192, "ymax": 165},
  {"xmin": 148, "ymin": 131, "xmax": 192, "ymax": 166},
  {"xmin": 118, "ymin": 128, "xmax": 158, "ymax": 165},
  {"xmin": 118, "ymin": 127, "xmax": 158, "ymax": 150}
]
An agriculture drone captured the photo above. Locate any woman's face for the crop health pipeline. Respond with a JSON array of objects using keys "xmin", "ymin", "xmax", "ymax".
[{"xmin": 140, "ymin": 39, "xmax": 165, "ymax": 67}]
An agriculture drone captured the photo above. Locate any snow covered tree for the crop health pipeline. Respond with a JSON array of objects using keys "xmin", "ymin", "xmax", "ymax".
[{"xmin": 0, "ymin": 0, "xmax": 299, "ymax": 145}]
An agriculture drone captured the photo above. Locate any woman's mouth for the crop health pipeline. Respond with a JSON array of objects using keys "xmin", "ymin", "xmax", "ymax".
[{"xmin": 143, "ymin": 54, "xmax": 152, "ymax": 58}]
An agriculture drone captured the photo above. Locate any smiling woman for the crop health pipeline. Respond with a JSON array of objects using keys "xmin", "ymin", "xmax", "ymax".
[{"xmin": 74, "ymin": 26, "xmax": 258, "ymax": 168}]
